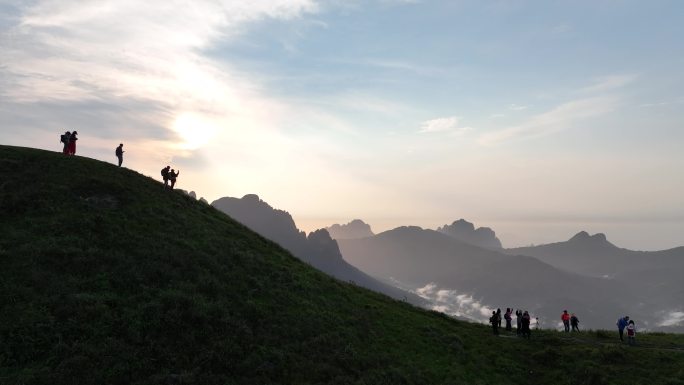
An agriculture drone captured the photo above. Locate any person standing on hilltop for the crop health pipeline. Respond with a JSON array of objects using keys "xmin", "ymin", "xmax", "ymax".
[
  {"xmin": 561, "ymin": 310, "xmax": 571, "ymax": 332},
  {"xmin": 115, "ymin": 143, "xmax": 124, "ymax": 167},
  {"xmin": 60, "ymin": 131, "xmax": 71, "ymax": 155},
  {"xmin": 626, "ymin": 320, "xmax": 636, "ymax": 345},
  {"xmin": 504, "ymin": 308, "xmax": 513, "ymax": 331},
  {"xmin": 168, "ymin": 169, "xmax": 180, "ymax": 189},
  {"xmin": 516, "ymin": 309, "xmax": 523, "ymax": 336},
  {"xmin": 161, "ymin": 166, "xmax": 170, "ymax": 187},
  {"xmin": 496, "ymin": 308, "xmax": 502, "ymax": 329},
  {"xmin": 489, "ymin": 311, "xmax": 499, "ymax": 335},
  {"xmin": 617, "ymin": 316, "xmax": 630, "ymax": 342},
  {"xmin": 570, "ymin": 313, "xmax": 580, "ymax": 332},
  {"xmin": 67, "ymin": 131, "xmax": 78, "ymax": 155},
  {"xmin": 521, "ymin": 311, "xmax": 532, "ymax": 339}
]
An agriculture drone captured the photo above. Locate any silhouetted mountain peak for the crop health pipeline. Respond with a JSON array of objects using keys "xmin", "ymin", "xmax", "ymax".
[
  {"xmin": 568, "ymin": 231, "xmax": 614, "ymax": 247},
  {"xmin": 326, "ymin": 219, "xmax": 374, "ymax": 240},
  {"xmin": 242, "ymin": 193, "xmax": 261, "ymax": 203},
  {"xmin": 437, "ymin": 219, "xmax": 502, "ymax": 249},
  {"xmin": 569, "ymin": 231, "xmax": 591, "ymax": 241}
]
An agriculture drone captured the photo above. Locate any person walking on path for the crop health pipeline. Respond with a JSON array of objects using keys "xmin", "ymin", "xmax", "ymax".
[
  {"xmin": 515, "ymin": 309, "xmax": 523, "ymax": 336},
  {"xmin": 60, "ymin": 131, "xmax": 71, "ymax": 155},
  {"xmin": 67, "ymin": 131, "xmax": 78, "ymax": 155},
  {"xmin": 617, "ymin": 316, "xmax": 630, "ymax": 341},
  {"xmin": 521, "ymin": 311, "xmax": 531, "ymax": 339},
  {"xmin": 561, "ymin": 310, "xmax": 571, "ymax": 332},
  {"xmin": 161, "ymin": 166, "xmax": 170, "ymax": 187},
  {"xmin": 504, "ymin": 308, "xmax": 513, "ymax": 331},
  {"xmin": 626, "ymin": 320, "xmax": 636, "ymax": 345},
  {"xmin": 489, "ymin": 311, "xmax": 499, "ymax": 335},
  {"xmin": 168, "ymin": 169, "xmax": 180, "ymax": 189},
  {"xmin": 115, "ymin": 143, "xmax": 124, "ymax": 167},
  {"xmin": 570, "ymin": 313, "xmax": 580, "ymax": 332}
]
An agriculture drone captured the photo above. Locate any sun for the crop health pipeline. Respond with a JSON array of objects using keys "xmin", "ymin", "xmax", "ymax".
[{"xmin": 172, "ymin": 112, "xmax": 218, "ymax": 150}]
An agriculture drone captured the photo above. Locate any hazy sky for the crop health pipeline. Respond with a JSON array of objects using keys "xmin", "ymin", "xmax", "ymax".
[{"xmin": 2, "ymin": 1, "xmax": 683, "ymax": 250}]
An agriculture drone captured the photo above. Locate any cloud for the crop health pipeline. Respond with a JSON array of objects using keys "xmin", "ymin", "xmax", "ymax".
[
  {"xmin": 657, "ymin": 310, "xmax": 684, "ymax": 327},
  {"xmin": 580, "ymin": 74, "xmax": 637, "ymax": 93},
  {"xmin": 508, "ymin": 104, "xmax": 529, "ymax": 111},
  {"xmin": 0, "ymin": 0, "xmax": 324, "ymax": 181},
  {"xmin": 414, "ymin": 282, "xmax": 494, "ymax": 323},
  {"xmin": 479, "ymin": 96, "xmax": 617, "ymax": 145},
  {"xmin": 419, "ymin": 116, "xmax": 473, "ymax": 134}
]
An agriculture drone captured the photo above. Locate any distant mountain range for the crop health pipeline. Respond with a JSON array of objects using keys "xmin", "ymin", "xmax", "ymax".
[
  {"xmin": 211, "ymin": 195, "xmax": 423, "ymax": 305},
  {"xmin": 337, "ymin": 226, "xmax": 635, "ymax": 328},
  {"xmin": 506, "ymin": 231, "xmax": 684, "ymax": 331}
]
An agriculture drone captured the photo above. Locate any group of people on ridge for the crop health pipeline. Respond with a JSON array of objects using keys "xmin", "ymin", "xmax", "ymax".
[
  {"xmin": 60, "ymin": 131, "xmax": 78, "ymax": 155},
  {"xmin": 561, "ymin": 310, "xmax": 580, "ymax": 332},
  {"xmin": 490, "ymin": 308, "xmax": 532, "ymax": 339},
  {"xmin": 57, "ymin": 131, "xmax": 181, "ymax": 190},
  {"xmin": 161, "ymin": 166, "xmax": 180, "ymax": 189}
]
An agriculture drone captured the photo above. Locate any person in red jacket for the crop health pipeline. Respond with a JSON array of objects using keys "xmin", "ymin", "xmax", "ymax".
[
  {"xmin": 561, "ymin": 310, "xmax": 570, "ymax": 332},
  {"xmin": 67, "ymin": 131, "xmax": 78, "ymax": 155}
]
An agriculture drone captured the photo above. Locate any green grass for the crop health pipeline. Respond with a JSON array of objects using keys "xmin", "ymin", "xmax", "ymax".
[{"xmin": 1, "ymin": 145, "xmax": 683, "ymax": 385}]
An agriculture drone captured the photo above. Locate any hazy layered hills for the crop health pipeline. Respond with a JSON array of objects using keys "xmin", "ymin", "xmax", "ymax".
[
  {"xmin": 337, "ymin": 226, "xmax": 642, "ymax": 328},
  {"xmin": 507, "ymin": 231, "xmax": 684, "ymax": 278},
  {"xmin": 508, "ymin": 231, "xmax": 684, "ymax": 331},
  {"xmin": 211, "ymin": 195, "xmax": 422, "ymax": 304}
]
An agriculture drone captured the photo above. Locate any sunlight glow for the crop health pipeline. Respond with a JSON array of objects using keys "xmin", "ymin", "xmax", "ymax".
[{"xmin": 172, "ymin": 113, "xmax": 219, "ymax": 150}]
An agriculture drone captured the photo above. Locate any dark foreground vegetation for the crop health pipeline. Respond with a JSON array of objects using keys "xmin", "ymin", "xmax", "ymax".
[{"xmin": 1, "ymin": 145, "xmax": 683, "ymax": 385}]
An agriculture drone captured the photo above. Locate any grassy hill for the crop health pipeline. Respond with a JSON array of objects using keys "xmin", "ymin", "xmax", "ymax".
[{"xmin": 1, "ymin": 145, "xmax": 683, "ymax": 385}]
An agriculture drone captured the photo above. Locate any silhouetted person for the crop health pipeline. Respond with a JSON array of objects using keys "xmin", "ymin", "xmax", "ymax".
[
  {"xmin": 626, "ymin": 320, "xmax": 636, "ymax": 345},
  {"xmin": 496, "ymin": 308, "xmax": 502, "ymax": 328},
  {"xmin": 489, "ymin": 311, "xmax": 499, "ymax": 335},
  {"xmin": 60, "ymin": 131, "xmax": 71, "ymax": 154},
  {"xmin": 115, "ymin": 143, "xmax": 124, "ymax": 167},
  {"xmin": 67, "ymin": 131, "xmax": 78, "ymax": 155},
  {"xmin": 161, "ymin": 166, "xmax": 170, "ymax": 187},
  {"xmin": 570, "ymin": 313, "xmax": 580, "ymax": 332},
  {"xmin": 504, "ymin": 308, "xmax": 513, "ymax": 331},
  {"xmin": 521, "ymin": 311, "xmax": 531, "ymax": 339},
  {"xmin": 168, "ymin": 169, "xmax": 179, "ymax": 189},
  {"xmin": 561, "ymin": 310, "xmax": 570, "ymax": 332},
  {"xmin": 515, "ymin": 309, "xmax": 523, "ymax": 335},
  {"xmin": 617, "ymin": 316, "xmax": 630, "ymax": 341}
]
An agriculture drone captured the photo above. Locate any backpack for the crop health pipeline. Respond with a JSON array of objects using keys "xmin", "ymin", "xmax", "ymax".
[
  {"xmin": 161, "ymin": 168, "xmax": 169, "ymax": 178},
  {"xmin": 60, "ymin": 134, "xmax": 68, "ymax": 144}
]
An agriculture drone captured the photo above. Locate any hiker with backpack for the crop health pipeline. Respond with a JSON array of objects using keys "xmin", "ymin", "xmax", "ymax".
[
  {"xmin": 67, "ymin": 131, "xmax": 78, "ymax": 155},
  {"xmin": 161, "ymin": 166, "xmax": 171, "ymax": 187},
  {"xmin": 489, "ymin": 311, "xmax": 499, "ymax": 335},
  {"xmin": 168, "ymin": 169, "xmax": 179, "ymax": 189},
  {"xmin": 60, "ymin": 131, "xmax": 71, "ymax": 154},
  {"xmin": 516, "ymin": 309, "xmax": 523, "ymax": 336},
  {"xmin": 495, "ymin": 308, "xmax": 502, "ymax": 328},
  {"xmin": 521, "ymin": 311, "xmax": 531, "ymax": 339},
  {"xmin": 115, "ymin": 144, "xmax": 124, "ymax": 167},
  {"xmin": 561, "ymin": 310, "xmax": 571, "ymax": 332},
  {"xmin": 504, "ymin": 308, "xmax": 513, "ymax": 331},
  {"xmin": 570, "ymin": 313, "xmax": 580, "ymax": 332}
]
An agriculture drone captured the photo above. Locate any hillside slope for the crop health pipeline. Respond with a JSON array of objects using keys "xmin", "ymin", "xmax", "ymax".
[{"xmin": 1, "ymin": 145, "xmax": 683, "ymax": 385}]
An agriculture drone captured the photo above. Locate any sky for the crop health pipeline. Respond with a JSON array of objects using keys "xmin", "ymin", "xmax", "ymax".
[{"xmin": 1, "ymin": 0, "xmax": 683, "ymax": 250}]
